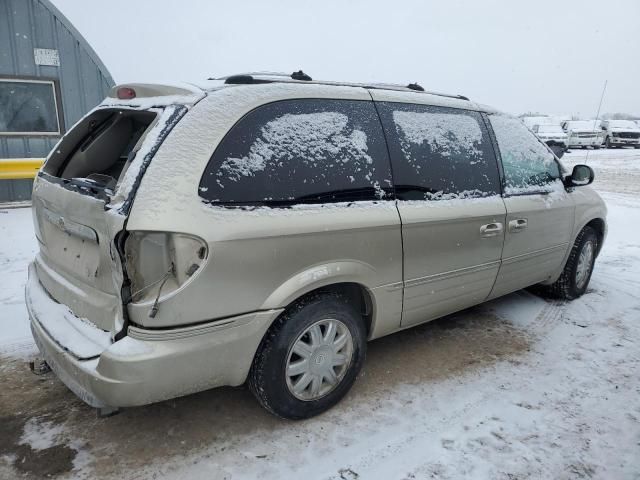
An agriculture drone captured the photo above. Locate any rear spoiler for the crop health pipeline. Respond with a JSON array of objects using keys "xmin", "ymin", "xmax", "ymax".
[{"xmin": 104, "ymin": 82, "xmax": 205, "ymax": 108}]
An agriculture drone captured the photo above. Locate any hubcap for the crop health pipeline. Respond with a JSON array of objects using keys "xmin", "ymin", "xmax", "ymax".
[
  {"xmin": 576, "ymin": 240, "xmax": 594, "ymax": 289},
  {"xmin": 285, "ymin": 319, "xmax": 354, "ymax": 401}
]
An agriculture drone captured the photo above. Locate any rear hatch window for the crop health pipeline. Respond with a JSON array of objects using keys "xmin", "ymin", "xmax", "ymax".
[
  {"xmin": 42, "ymin": 108, "xmax": 158, "ymax": 202},
  {"xmin": 40, "ymin": 104, "xmax": 188, "ymax": 213}
]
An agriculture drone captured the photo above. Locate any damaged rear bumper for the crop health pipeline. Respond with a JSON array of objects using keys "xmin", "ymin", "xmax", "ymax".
[{"xmin": 26, "ymin": 262, "xmax": 282, "ymax": 409}]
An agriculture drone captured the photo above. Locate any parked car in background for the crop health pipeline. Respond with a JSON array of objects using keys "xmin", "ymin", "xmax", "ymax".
[
  {"xmin": 600, "ymin": 120, "xmax": 640, "ymax": 148},
  {"xmin": 26, "ymin": 73, "xmax": 607, "ymax": 419},
  {"xmin": 531, "ymin": 123, "xmax": 568, "ymax": 150},
  {"xmin": 562, "ymin": 120, "xmax": 604, "ymax": 149}
]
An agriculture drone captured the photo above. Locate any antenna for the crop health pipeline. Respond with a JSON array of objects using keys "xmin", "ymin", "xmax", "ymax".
[{"xmin": 586, "ymin": 80, "xmax": 607, "ymax": 164}]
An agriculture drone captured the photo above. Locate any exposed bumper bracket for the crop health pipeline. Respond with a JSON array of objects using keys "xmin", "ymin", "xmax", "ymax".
[{"xmin": 29, "ymin": 357, "xmax": 52, "ymax": 375}]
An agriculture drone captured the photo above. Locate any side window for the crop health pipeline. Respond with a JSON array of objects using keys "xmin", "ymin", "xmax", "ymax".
[
  {"xmin": 377, "ymin": 102, "xmax": 500, "ymax": 201},
  {"xmin": 199, "ymin": 99, "xmax": 392, "ymax": 206},
  {"xmin": 489, "ymin": 114, "xmax": 561, "ymax": 195}
]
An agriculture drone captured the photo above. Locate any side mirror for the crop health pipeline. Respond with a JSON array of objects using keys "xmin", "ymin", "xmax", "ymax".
[{"xmin": 567, "ymin": 164, "xmax": 594, "ymax": 187}]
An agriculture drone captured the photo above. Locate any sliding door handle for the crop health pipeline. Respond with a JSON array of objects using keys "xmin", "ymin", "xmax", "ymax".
[
  {"xmin": 509, "ymin": 218, "xmax": 528, "ymax": 232},
  {"xmin": 480, "ymin": 222, "xmax": 504, "ymax": 238}
]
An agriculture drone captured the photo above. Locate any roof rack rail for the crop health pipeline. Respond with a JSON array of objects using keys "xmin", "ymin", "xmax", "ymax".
[
  {"xmin": 210, "ymin": 72, "xmax": 469, "ymax": 101},
  {"xmin": 215, "ymin": 70, "xmax": 313, "ymax": 85}
]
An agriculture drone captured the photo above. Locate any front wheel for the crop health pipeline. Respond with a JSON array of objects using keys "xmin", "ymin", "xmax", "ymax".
[
  {"xmin": 249, "ymin": 293, "xmax": 366, "ymax": 419},
  {"xmin": 546, "ymin": 227, "xmax": 598, "ymax": 300}
]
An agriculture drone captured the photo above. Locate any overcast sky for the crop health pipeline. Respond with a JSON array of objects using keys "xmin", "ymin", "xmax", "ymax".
[{"xmin": 51, "ymin": 0, "xmax": 639, "ymax": 116}]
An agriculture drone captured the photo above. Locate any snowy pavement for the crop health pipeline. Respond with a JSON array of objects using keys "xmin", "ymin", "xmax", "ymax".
[{"xmin": 1, "ymin": 149, "xmax": 639, "ymax": 479}]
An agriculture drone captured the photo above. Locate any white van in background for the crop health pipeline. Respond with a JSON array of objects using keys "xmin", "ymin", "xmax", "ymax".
[{"xmin": 562, "ymin": 120, "xmax": 604, "ymax": 149}]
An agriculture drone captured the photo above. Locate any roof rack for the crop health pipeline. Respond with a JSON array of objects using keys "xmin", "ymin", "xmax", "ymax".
[
  {"xmin": 213, "ymin": 70, "xmax": 313, "ymax": 83},
  {"xmin": 210, "ymin": 71, "xmax": 469, "ymax": 101}
]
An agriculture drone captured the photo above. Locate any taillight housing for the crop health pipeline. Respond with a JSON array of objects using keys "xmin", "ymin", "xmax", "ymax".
[
  {"xmin": 124, "ymin": 232, "xmax": 208, "ymax": 305},
  {"xmin": 117, "ymin": 87, "xmax": 136, "ymax": 99}
]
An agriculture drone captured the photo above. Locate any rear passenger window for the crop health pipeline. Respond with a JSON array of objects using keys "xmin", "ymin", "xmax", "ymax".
[
  {"xmin": 488, "ymin": 114, "xmax": 561, "ymax": 195},
  {"xmin": 199, "ymin": 99, "xmax": 393, "ymax": 206},
  {"xmin": 377, "ymin": 102, "xmax": 500, "ymax": 201}
]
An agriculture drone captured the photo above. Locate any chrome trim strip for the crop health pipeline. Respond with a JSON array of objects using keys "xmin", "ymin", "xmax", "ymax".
[{"xmin": 42, "ymin": 207, "xmax": 99, "ymax": 243}]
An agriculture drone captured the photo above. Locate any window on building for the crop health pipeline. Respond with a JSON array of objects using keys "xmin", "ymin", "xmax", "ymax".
[
  {"xmin": 0, "ymin": 79, "xmax": 61, "ymax": 135},
  {"xmin": 377, "ymin": 102, "xmax": 501, "ymax": 201},
  {"xmin": 489, "ymin": 114, "xmax": 561, "ymax": 195},
  {"xmin": 199, "ymin": 99, "xmax": 393, "ymax": 206}
]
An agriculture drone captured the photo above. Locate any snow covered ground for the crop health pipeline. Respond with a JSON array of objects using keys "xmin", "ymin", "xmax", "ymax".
[{"xmin": 1, "ymin": 149, "xmax": 639, "ymax": 479}]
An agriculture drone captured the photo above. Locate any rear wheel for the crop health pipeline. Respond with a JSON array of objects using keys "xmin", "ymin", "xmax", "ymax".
[
  {"xmin": 545, "ymin": 227, "xmax": 598, "ymax": 300},
  {"xmin": 249, "ymin": 293, "xmax": 366, "ymax": 419},
  {"xmin": 593, "ymin": 145, "xmax": 601, "ymax": 150}
]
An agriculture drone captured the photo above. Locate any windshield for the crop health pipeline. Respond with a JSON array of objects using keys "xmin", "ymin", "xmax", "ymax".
[
  {"xmin": 609, "ymin": 120, "xmax": 639, "ymax": 129},
  {"xmin": 567, "ymin": 121, "xmax": 599, "ymax": 130},
  {"xmin": 537, "ymin": 125, "xmax": 564, "ymax": 133}
]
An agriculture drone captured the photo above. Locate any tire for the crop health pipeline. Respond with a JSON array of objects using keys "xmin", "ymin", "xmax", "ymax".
[
  {"xmin": 545, "ymin": 227, "xmax": 598, "ymax": 300},
  {"xmin": 249, "ymin": 293, "xmax": 366, "ymax": 420},
  {"xmin": 593, "ymin": 145, "xmax": 601, "ymax": 150}
]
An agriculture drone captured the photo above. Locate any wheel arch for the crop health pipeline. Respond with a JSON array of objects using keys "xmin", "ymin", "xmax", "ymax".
[
  {"xmin": 259, "ymin": 261, "xmax": 379, "ymax": 338},
  {"xmin": 584, "ymin": 217, "xmax": 606, "ymax": 256},
  {"xmin": 543, "ymin": 214, "xmax": 606, "ymax": 286}
]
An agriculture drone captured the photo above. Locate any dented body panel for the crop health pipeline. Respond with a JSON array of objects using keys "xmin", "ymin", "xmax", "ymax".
[{"xmin": 31, "ymin": 177, "xmax": 126, "ymax": 335}]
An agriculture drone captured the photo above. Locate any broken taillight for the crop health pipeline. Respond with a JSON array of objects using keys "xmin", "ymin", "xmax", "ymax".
[
  {"xmin": 124, "ymin": 232, "xmax": 208, "ymax": 315},
  {"xmin": 117, "ymin": 87, "xmax": 136, "ymax": 100}
]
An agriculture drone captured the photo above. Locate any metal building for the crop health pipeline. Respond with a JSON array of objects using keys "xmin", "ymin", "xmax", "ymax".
[{"xmin": 0, "ymin": 0, "xmax": 114, "ymax": 202}]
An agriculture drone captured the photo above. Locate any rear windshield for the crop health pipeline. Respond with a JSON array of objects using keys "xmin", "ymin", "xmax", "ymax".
[{"xmin": 43, "ymin": 108, "xmax": 158, "ymax": 191}]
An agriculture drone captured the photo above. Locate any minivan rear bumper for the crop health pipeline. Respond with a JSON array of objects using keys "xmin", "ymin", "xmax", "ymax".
[{"xmin": 27, "ymin": 263, "xmax": 282, "ymax": 409}]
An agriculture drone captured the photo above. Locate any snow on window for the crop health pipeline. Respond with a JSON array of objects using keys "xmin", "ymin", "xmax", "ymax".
[
  {"xmin": 490, "ymin": 115, "xmax": 560, "ymax": 192},
  {"xmin": 392, "ymin": 110, "xmax": 483, "ymax": 171},
  {"xmin": 200, "ymin": 99, "xmax": 393, "ymax": 205},
  {"xmin": 383, "ymin": 105, "xmax": 499, "ymax": 201},
  {"xmin": 217, "ymin": 112, "xmax": 373, "ymax": 186}
]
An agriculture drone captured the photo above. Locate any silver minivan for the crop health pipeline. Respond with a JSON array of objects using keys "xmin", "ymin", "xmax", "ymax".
[{"xmin": 26, "ymin": 73, "xmax": 607, "ymax": 419}]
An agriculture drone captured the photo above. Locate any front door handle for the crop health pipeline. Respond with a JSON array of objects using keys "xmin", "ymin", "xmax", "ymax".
[
  {"xmin": 509, "ymin": 218, "xmax": 528, "ymax": 233},
  {"xmin": 480, "ymin": 222, "xmax": 504, "ymax": 238}
]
